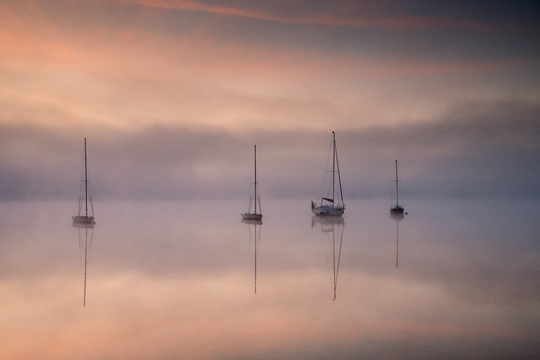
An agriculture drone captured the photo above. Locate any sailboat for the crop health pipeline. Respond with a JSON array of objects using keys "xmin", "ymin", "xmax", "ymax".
[
  {"xmin": 73, "ymin": 138, "xmax": 95, "ymax": 225},
  {"xmin": 311, "ymin": 131, "xmax": 345, "ymax": 216},
  {"xmin": 390, "ymin": 160, "xmax": 404, "ymax": 214},
  {"xmin": 241, "ymin": 145, "xmax": 262, "ymax": 221}
]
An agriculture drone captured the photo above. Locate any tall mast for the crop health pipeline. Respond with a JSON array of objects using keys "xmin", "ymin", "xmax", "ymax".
[
  {"xmin": 395, "ymin": 160, "xmax": 399, "ymax": 206},
  {"xmin": 254, "ymin": 145, "xmax": 257, "ymax": 214},
  {"xmin": 332, "ymin": 131, "xmax": 335, "ymax": 204},
  {"xmin": 84, "ymin": 138, "xmax": 88, "ymax": 217}
]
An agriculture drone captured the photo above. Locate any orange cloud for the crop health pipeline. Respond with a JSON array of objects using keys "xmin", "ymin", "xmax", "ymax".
[{"xmin": 2, "ymin": 0, "xmax": 538, "ymax": 134}]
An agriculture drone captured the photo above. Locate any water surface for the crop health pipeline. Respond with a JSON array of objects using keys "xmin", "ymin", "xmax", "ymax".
[{"xmin": 0, "ymin": 199, "xmax": 538, "ymax": 359}]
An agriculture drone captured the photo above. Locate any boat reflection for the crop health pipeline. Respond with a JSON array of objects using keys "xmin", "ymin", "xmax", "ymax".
[
  {"xmin": 311, "ymin": 216, "xmax": 345, "ymax": 300},
  {"xmin": 241, "ymin": 219, "xmax": 262, "ymax": 294},
  {"xmin": 390, "ymin": 212, "xmax": 404, "ymax": 267},
  {"xmin": 72, "ymin": 221, "xmax": 94, "ymax": 307}
]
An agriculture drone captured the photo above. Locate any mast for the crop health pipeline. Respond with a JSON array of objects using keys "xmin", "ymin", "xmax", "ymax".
[
  {"xmin": 254, "ymin": 145, "xmax": 257, "ymax": 214},
  {"xmin": 84, "ymin": 138, "xmax": 88, "ymax": 217},
  {"xmin": 395, "ymin": 160, "xmax": 399, "ymax": 206},
  {"xmin": 332, "ymin": 131, "xmax": 335, "ymax": 205}
]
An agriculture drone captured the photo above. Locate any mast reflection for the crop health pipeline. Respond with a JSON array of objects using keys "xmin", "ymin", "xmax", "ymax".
[
  {"xmin": 312, "ymin": 216, "xmax": 345, "ymax": 300},
  {"xmin": 241, "ymin": 219, "xmax": 262, "ymax": 294},
  {"xmin": 390, "ymin": 212, "xmax": 404, "ymax": 267},
  {"xmin": 72, "ymin": 221, "xmax": 94, "ymax": 307}
]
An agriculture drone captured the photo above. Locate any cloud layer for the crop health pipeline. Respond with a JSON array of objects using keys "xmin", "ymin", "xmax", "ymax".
[
  {"xmin": 1, "ymin": 99, "xmax": 538, "ymax": 200},
  {"xmin": 1, "ymin": 0, "xmax": 539, "ymax": 200}
]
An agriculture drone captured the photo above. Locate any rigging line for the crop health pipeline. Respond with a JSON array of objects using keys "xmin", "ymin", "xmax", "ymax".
[
  {"xmin": 332, "ymin": 132, "xmax": 335, "ymax": 207},
  {"xmin": 320, "ymin": 134, "xmax": 334, "ymax": 201},
  {"xmin": 84, "ymin": 138, "xmax": 88, "ymax": 217},
  {"xmin": 78, "ymin": 196, "xmax": 83, "ymax": 216},
  {"xmin": 334, "ymin": 139, "xmax": 344, "ymax": 206},
  {"xmin": 77, "ymin": 158, "xmax": 85, "ymax": 215},
  {"xmin": 254, "ymin": 144, "xmax": 257, "ymax": 216}
]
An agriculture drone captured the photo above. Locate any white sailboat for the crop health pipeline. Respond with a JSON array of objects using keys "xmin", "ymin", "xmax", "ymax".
[
  {"xmin": 242, "ymin": 145, "xmax": 262, "ymax": 221},
  {"xmin": 311, "ymin": 131, "xmax": 345, "ymax": 216},
  {"xmin": 73, "ymin": 138, "xmax": 95, "ymax": 225},
  {"xmin": 390, "ymin": 159, "xmax": 404, "ymax": 214}
]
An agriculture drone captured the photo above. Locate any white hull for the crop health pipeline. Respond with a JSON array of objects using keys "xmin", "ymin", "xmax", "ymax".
[
  {"xmin": 241, "ymin": 213, "xmax": 262, "ymax": 221},
  {"xmin": 311, "ymin": 205, "xmax": 344, "ymax": 216},
  {"xmin": 72, "ymin": 215, "xmax": 95, "ymax": 224}
]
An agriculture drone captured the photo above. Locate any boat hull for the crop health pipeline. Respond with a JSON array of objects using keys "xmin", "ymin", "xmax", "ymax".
[
  {"xmin": 311, "ymin": 205, "xmax": 344, "ymax": 216},
  {"xmin": 390, "ymin": 205, "xmax": 404, "ymax": 214},
  {"xmin": 72, "ymin": 215, "xmax": 96, "ymax": 224},
  {"xmin": 241, "ymin": 213, "xmax": 262, "ymax": 221}
]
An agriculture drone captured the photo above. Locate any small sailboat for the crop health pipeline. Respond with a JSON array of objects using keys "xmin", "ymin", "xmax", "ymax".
[
  {"xmin": 241, "ymin": 145, "xmax": 262, "ymax": 221},
  {"xmin": 73, "ymin": 138, "xmax": 95, "ymax": 225},
  {"xmin": 311, "ymin": 131, "xmax": 345, "ymax": 216},
  {"xmin": 390, "ymin": 159, "xmax": 404, "ymax": 215}
]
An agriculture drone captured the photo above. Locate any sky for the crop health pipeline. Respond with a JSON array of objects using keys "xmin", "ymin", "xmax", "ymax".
[{"xmin": 1, "ymin": 0, "xmax": 539, "ymax": 200}]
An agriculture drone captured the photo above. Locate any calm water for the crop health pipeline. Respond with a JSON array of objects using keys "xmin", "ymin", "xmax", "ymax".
[{"xmin": 0, "ymin": 199, "xmax": 539, "ymax": 359}]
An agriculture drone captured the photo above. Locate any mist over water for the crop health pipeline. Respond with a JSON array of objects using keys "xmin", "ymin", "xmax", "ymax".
[
  {"xmin": 2, "ymin": 1, "xmax": 540, "ymax": 358},
  {"xmin": 0, "ymin": 198, "xmax": 538, "ymax": 359},
  {"xmin": 1, "ymin": 102, "xmax": 540, "ymax": 202}
]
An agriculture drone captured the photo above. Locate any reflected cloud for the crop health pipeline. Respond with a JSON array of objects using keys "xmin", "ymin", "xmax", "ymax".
[{"xmin": 0, "ymin": 199, "xmax": 539, "ymax": 358}]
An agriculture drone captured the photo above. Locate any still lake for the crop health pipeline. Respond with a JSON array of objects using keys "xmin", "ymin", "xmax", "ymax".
[{"xmin": 0, "ymin": 198, "xmax": 539, "ymax": 359}]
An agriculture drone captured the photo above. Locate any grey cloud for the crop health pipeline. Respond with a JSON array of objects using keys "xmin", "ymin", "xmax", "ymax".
[{"xmin": 1, "ymin": 100, "xmax": 539, "ymax": 201}]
